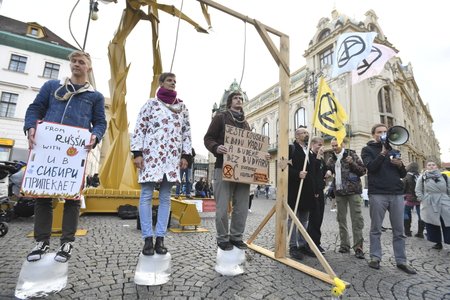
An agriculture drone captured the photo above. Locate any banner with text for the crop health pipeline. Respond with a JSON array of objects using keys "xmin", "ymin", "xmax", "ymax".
[
  {"xmin": 21, "ymin": 121, "xmax": 91, "ymax": 199},
  {"xmin": 222, "ymin": 124, "xmax": 269, "ymax": 185}
]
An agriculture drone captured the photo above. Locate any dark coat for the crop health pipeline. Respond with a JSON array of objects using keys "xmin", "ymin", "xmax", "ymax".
[
  {"xmin": 361, "ymin": 141, "xmax": 406, "ymax": 195},
  {"xmin": 204, "ymin": 111, "xmax": 250, "ymax": 169},
  {"xmin": 288, "ymin": 142, "xmax": 317, "ymax": 212}
]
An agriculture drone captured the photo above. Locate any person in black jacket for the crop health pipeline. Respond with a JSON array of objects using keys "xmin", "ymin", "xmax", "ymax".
[
  {"xmin": 287, "ymin": 127, "xmax": 317, "ymax": 260},
  {"xmin": 306, "ymin": 136, "xmax": 328, "ymax": 255},
  {"xmin": 361, "ymin": 123, "xmax": 416, "ymax": 274}
]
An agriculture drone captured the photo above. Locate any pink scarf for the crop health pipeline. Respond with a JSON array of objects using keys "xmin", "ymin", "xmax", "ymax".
[{"xmin": 157, "ymin": 87, "xmax": 182, "ymax": 104}]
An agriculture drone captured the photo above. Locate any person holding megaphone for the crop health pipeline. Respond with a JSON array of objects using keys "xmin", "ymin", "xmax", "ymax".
[{"xmin": 361, "ymin": 123, "xmax": 417, "ymax": 274}]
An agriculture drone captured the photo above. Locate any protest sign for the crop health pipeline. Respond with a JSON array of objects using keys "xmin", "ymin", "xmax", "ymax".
[
  {"xmin": 21, "ymin": 121, "xmax": 91, "ymax": 199},
  {"xmin": 222, "ymin": 124, "xmax": 269, "ymax": 185}
]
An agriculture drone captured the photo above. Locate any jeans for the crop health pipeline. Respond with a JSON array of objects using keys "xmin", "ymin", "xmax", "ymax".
[
  {"xmin": 139, "ymin": 177, "xmax": 173, "ymax": 239},
  {"xmin": 175, "ymin": 168, "xmax": 191, "ymax": 196},
  {"xmin": 369, "ymin": 194, "xmax": 406, "ymax": 264},
  {"xmin": 404, "ymin": 204, "xmax": 421, "ymax": 221},
  {"xmin": 34, "ymin": 198, "xmax": 80, "ymax": 244},
  {"xmin": 288, "ymin": 210, "xmax": 309, "ymax": 248}
]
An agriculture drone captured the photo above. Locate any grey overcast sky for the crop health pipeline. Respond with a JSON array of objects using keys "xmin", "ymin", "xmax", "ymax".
[{"xmin": 2, "ymin": 0, "xmax": 449, "ymax": 161}]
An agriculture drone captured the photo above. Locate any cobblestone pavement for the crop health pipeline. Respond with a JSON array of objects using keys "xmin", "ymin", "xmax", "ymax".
[{"xmin": 1, "ymin": 197, "xmax": 450, "ymax": 299}]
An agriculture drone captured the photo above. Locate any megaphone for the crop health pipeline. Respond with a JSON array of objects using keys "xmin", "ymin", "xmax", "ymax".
[{"xmin": 381, "ymin": 125, "xmax": 409, "ymax": 146}]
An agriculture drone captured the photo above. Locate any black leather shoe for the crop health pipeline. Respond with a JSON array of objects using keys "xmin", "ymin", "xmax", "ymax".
[
  {"xmin": 317, "ymin": 245, "xmax": 326, "ymax": 254},
  {"xmin": 155, "ymin": 237, "xmax": 168, "ymax": 255},
  {"xmin": 230, "ymin": 240, "xmax": 248, "ymax": 250},
  {"xmin": 368, "ymin": 260, "xmax": 380, "ymax": 270},
  {"xmin": 217, "ymin": 241, "xmax": 233, "ymax": 251},
  {"xmin": 142, "ymin": 237, "xmax": 154, "ymax": 256},
  {"xmin": 432, "ymin": 242, "xmax": 443, "ymax": 250},
  {"xmin": 397, "ymin": 264, "xmax": 417, "ymax": 274},
  {"xmin": 299, "ymin": 246, "xmax": 316, "ymax": 257},
  {"xmin": 289, "ymin": 246, "xmax": 304, "ymax": 261}
]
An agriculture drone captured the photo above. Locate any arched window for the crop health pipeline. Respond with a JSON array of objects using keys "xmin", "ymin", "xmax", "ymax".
[
  {"xmin": 377, "ymin": 86, "xmax": 394, "ymax": 127},
  {"xmin": 294, "ymin": 107, "xmax": 307, "ymax": 129},
  {"xmin": 318, "ymin": 29, "xmax": 331, "ymax": 42},
  {"xmin": 262, "ymin": 122, "xmax": 269, "ymax": 137},
  {"xmin": 319, "ymin": 47, "xmax": 333, "ymax": 68}
]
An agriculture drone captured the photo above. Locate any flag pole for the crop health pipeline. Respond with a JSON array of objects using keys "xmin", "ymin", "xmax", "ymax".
[{"xmin": 347, "ymin": 72, "xmax": 352, "ymax": 149}]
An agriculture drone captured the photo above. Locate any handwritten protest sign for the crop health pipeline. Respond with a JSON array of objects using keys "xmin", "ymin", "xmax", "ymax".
[
  {"xmin": 222, "ymin": 124, "xmax": 269, "ymax": 185},
  {"xmin": 21, "ymin": 121, "xmax": 91, "ymax": 199}
]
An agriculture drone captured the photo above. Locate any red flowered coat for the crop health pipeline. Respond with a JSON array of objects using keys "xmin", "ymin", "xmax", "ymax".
[{"xmin": 131, "ymin": 98, "xmax": 192, "ymax": 183}]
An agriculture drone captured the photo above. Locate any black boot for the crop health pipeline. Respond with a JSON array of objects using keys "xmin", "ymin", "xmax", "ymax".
[
  {"xmin": 404, "ymin": 219, "xmax": 412, "ymax": 237},
  {"xmin": 415, "ymin": 220, "xmax": 425, "ymax": 238},
  {"xmin": 155, "ymin": 237, "xmax": 168, "ymax": 255},
  {"xmin": 142, "ymin": 237, "xmax": 154, "ymax": 256}
]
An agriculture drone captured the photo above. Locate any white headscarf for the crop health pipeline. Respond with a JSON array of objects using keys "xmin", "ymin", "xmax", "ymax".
[{"xmin": 335, "ymin": 148, "xmax": 345, "ymax": 190}]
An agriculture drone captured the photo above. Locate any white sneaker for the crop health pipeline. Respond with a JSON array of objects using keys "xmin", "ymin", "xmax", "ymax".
[
  {"xmin": 54, "ymin": 242, "xmax": 73, "ymax": 263},
  {"xmin": 27, "ymin": 241, "xmax": 50, "ymax": 262}
]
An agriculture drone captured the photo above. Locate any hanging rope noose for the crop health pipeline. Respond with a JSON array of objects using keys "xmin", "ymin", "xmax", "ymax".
[
  {"xmin": 239, "ymin": 20, "xmax": 247, "ymax": 88},
  {"xmin": 170, "ymin": 0, "xmax": 184, "ymax": 72},
  {"xmin": 69, "ymin": 0, "xmax": 83, "ymax": 50}
]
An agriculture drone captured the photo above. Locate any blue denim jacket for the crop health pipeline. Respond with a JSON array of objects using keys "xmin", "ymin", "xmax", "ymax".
[{"xmin": 24, "ymin": 79, "xmax": 107, "ymax": 140}]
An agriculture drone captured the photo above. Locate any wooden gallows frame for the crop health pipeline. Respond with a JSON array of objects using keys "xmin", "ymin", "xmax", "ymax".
[{"xmin": 197, "ymin": 0, "xmax": 348, "ymax": 288}]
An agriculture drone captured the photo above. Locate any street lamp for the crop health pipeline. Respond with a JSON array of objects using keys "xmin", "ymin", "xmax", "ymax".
[
  {"xmin": 303, "ymin": 68, "xmax": 323, "ymax": 135},
  {"xmin": 82, "ymin": 0, "xmax": 117, "ymax": 51}
]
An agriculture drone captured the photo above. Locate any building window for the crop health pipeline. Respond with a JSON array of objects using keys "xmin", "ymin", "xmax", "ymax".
[
  {"xmin": 294, "ymin": 107, "xmax": 307, "ymax": 129},
  {"xmin": 262, "ymin": 122, "xmax": 269, "ymax": 137},
  {"xmin": 43, "ymin": 62, "xmax": 60, "ymax": 79},
  {"xmin": 318, "ymin": 29, "xmax": 331, "ymax": 42},
  {"xmin": 8, "ymin": 54, "xmax": 27, "ymax": 73},
  {"xmin": 378, "ymin": 86, "xmax": 394, "ymax": 127},
  {"xmin": 0, "ymin": 92, "xmax": 18, "ymax": 118},
  {"xmin": 319, "ymin": 47, "xmax": 333, "ymax": 68},
  {"xmin": 30, "ymin": 28, "xmax": 39, "ymax": 36},
  {"xmin": 276, "ymin": 119, "xmax": 279, "ymax": 143}
]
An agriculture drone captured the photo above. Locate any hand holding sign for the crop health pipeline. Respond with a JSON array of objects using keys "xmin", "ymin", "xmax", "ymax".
[
  {"xmin": 21, "ymin": 121, "xmax": 91, "ymax": 199},
  {"xmin": 222, "ymin": 124, "xmax": 269, "ymax": 185}
]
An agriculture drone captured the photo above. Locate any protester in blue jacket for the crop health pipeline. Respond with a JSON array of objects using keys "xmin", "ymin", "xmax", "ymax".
[{"xmin": 24, "ymin": 50, "xmax": 106, "ymax": 263}]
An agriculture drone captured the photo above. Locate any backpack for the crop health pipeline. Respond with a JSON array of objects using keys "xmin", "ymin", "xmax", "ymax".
[{"xmin": 117, "ymin": 204, "xmax": 138, "ymax": 219}]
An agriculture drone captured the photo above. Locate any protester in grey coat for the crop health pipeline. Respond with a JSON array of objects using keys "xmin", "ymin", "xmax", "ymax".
[{"xmin": 415, "ymin": 160, "xmax": 450, "ymax": 250}]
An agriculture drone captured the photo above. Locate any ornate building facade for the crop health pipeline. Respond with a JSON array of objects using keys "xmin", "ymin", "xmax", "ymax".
[{"xmin": 240, "ymin": 9, "xmax": 440, "ymax": 186}]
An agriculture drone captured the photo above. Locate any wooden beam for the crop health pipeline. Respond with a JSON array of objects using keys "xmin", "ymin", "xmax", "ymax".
[
  {"xmin": 246, "ymin": 204, "xmax": 276, "ymax": 244},
  {"xmin": 273, "ymin": 34, "xmax": 290, "ymax": 259},
  {"xmin": 196, "ymin": 0, "xmax": 285, "ymax": 37},
  {"xmin": 247, "ymin": 243, "xmax": 350, "ymax": 287},
  {"xmin": 284, "ymin": 201, "xmax": 336, "ymax": 278},
  {"xmin": 254, "ymin": 20, "xmax": 289, "ymax": 75}
]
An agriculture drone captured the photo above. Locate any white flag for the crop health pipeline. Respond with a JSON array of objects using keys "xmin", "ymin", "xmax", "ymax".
[
  {"xmin": 351, "ymin": 43, "xmax": 396, "ymax": 84},
  {"xmin": 331, "ymin": 32, "xmax": 377, "ymax": 78}
]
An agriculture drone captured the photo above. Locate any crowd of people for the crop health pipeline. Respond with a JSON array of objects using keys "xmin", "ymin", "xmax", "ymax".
[
  {"xmin": 24, "ymin": 59, "xmax": 449, "ymax": 280},
  {"xmin": 285, "ymin": 123, "xmax": 450, "ymax": 275}
]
